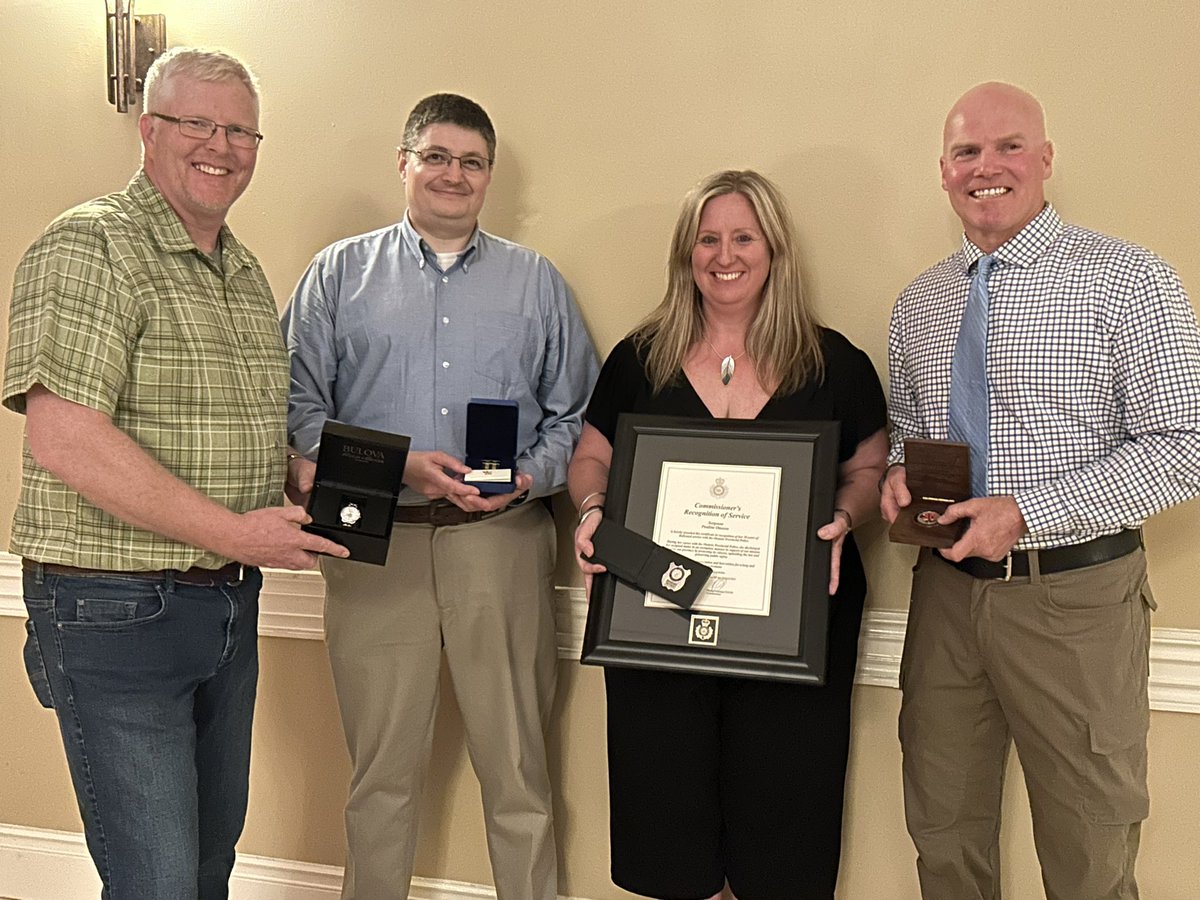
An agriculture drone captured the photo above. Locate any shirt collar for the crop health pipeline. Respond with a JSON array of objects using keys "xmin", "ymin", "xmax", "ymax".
[
  {"xmin": 958, "ymin": 203, "xmax": 1065, "ymax": 274},
  {"xmin": 399, "ymin": 212, "xmax": 481, "ymax": 272},
  {"xmin": 126, "ymin": 170, "xmax": 254, "ymax": 273}
]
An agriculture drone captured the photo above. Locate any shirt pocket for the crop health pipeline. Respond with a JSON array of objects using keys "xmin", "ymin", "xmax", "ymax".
[{"xmin": 474, "ymin": 311, "xmax": 540, "ymax": 388}]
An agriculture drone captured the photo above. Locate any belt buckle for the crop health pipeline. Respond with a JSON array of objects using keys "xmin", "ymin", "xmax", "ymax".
[{"xmin": 1002, "ymin": 551, "xmax": 1013, "ymax": 582}]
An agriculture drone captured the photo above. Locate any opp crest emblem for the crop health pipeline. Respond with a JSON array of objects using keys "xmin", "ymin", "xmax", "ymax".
[
  {"xmin": 688, "ymin": 614, "xmax": 719, "ymax": 646},
  {"xmin": 709, "ymin": 477, "xmax": 728, "ymax": 499},
  {"xmin": 661, "ymin": 562, "xmax": 691, "ymax": 592}
]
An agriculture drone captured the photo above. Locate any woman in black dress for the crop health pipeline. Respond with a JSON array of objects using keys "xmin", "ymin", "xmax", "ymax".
[{"xmin": 567, "ymin": 170, "xmax": 888, "ymax": 900}]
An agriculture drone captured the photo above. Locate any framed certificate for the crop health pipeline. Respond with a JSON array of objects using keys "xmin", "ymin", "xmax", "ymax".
[{"xmin": 581, "ymin": 414, "xmax": 840, "ymax": 684}]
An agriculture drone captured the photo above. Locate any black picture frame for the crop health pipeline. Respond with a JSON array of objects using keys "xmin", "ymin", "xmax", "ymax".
[{"xmin": 581, "ymin": 414, "xmax": 840, "ymax": 684}]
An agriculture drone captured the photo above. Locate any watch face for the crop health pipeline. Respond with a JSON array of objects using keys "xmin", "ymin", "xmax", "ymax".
[
  {"xmin": 914, "ymin": 509, "xmax": 940, "ymax": 527},
  {"xmin": 339, "ymin": 502, "xmax": 362, "ymax": 527}
]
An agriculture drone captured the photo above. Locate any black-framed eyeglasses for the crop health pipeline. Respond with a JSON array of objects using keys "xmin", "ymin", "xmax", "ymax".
[
  {"xmin": 150, "ymin": 113, "xmax": 264, "ymax": 149},
  {"xmin": 401, "ymin": 146, "xmax": 493, "ymax": 174}
]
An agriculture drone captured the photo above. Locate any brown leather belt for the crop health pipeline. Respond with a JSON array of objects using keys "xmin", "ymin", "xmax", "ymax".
[
  {"xmin": 23, "ymin": 559, "xmax": 246, "ymax": 586},
  {"xmin": 393, "ymin": 502, "xmax": 504, "ymax": 527},
  {"xmin": 937, "ymin": 529, "xmax": 1142, "ymax": 581}
]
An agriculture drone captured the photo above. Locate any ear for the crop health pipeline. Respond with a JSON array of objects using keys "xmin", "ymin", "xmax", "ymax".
[
  {"xmin": 1041, "ymin": 140, "xmax": 1055, "ymax": 180},
  {"xmin": 397, "ymin": 149, "xmax": 408, "ymax": 183},
  {"xmin": 939, "ymin": 154, "xmax": 949, "ymax": 192},
  {"xmin": 138, "ymin": 113, "xmax": 156, "ymax": 148}
]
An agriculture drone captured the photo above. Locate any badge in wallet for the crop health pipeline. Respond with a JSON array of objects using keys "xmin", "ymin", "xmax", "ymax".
[
  {"xmin": 585, "ymin": 518, "xmax": 713, "ymax": 609},
  {"xmin": 888, "ymin": 439, "xmax": 970, "ymax": 549}
]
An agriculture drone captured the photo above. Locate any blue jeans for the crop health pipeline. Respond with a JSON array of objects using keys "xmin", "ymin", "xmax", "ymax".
[{"xmin": 21, "ymin": 564, "xmax": 262, "ymax": 900}]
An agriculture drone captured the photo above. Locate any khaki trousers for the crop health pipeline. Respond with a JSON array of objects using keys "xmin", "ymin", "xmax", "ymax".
[
  {"xmin": 899, "ymin": 548, "xmax": 1154, "ymax": 900},
  {"xmin": 321, "ymin": 501, "xmax": 559, "ymax": 900}
]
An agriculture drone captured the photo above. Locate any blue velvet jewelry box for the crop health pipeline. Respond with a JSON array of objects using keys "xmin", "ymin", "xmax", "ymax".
[{"xmin": 464, "ymin": 398, "xmax": 519, "ymax": 495}]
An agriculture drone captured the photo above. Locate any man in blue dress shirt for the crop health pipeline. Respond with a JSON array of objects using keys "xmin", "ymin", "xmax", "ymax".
[{"xmin": 283, "ymin": 93, "xmax": 598, "ymax": 900}]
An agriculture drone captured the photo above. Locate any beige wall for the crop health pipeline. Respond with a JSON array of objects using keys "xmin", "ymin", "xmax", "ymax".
[{"xmin": 2, "ymin": 1, "xmax": 1198, "ymax": 897}]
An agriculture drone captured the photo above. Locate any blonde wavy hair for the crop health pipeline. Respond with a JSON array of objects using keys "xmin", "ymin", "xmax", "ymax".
[{"xmin": 631, "ymin": 169, "xmax": 824, "ymax": 396}]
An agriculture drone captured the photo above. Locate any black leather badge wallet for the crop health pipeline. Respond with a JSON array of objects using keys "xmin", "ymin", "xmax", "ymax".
[{"xmin": 585, "ymin": 518, "xmax": 713, "ymax": 609}]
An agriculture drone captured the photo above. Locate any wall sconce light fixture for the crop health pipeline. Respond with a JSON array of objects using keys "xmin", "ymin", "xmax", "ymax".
[{"xmin": 106, "ymin": 1, "xmax": 166, "ymax": 113}]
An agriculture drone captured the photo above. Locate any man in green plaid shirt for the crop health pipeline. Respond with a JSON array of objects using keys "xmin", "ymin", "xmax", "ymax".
[{"xmin": 3, "ymin": 47, "xmax": 345, "ymax": 898}]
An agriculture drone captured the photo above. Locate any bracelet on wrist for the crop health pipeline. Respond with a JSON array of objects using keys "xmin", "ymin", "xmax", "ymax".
[
  {"xmin": 577, "ymin": 490, "xmax": 606, "ymax": 516},
  {"xmin": 578, "ymin": 505, "xmax": 604, "ymax": 528},
  {"xmin": 878, "ymin": 462, "xmax": 904, "ymax": 493}
]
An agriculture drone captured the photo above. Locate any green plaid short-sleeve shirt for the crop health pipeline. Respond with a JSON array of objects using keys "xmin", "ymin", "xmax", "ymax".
[{"xmin": 3, "ymin": 171, "xmax": 289, "ymax": 570}]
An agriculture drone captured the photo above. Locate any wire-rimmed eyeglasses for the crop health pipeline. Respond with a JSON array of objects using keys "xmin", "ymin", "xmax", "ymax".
[
  {"xmin": 150, "ymin": 113, "xmax": 264, "ymax": 149},
  {"xmin": 401, "ymin": 146, "xmax": 493, "ymax": 174}
]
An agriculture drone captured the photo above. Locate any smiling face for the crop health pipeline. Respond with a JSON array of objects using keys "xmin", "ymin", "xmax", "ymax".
[
  {"xmin": 690, "ymin": 192, "xmax": 772, "ymax": 313},
  {"xmin": 139, "ymin": 75, "xmax": 259, "ymax": 250},
  {"xmin": 400, "ymin": 123, "xmax": 492, "ymax": 249},
  {"xmin": 940, "ymin": 82, "xmax": 1054, "ymax": 252}
]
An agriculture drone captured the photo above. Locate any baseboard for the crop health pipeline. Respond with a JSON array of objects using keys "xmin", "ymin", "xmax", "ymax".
[
  {"xmin": 0, "ymin": 824, "xmax": 568, "ymax": 900},
  {"xmin": 2, "ymin": 553, "xmax": 1198, "ymax": 714}
]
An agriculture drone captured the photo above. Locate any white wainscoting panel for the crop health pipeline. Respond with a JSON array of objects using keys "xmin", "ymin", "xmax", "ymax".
[{"xmin": 1, "ymin": 553, "xmax": 1197, "ymax": 713}]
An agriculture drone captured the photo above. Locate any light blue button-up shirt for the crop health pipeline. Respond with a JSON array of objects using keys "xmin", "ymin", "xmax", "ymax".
[{"xmin": 283, "ymin": 214, "xmax": 598, "ymax": 502}]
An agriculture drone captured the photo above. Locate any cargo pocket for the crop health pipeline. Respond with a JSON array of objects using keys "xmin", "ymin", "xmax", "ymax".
[{"xmin": 1082, "ymin": 710, "xmax": 1150, "ymax": 824}]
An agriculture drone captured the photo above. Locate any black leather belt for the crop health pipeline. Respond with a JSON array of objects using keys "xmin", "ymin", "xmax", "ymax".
[
  {"xmin": 393, "ymin": 502, "xmax": 504, "ymax": 527},
  {"xmin": 23, "ymin": 559, "xmax": 246, "ymax": 585},
  {"xmin": 938, "ymin": 529, "xmax": 1143, "ymax": 581}
]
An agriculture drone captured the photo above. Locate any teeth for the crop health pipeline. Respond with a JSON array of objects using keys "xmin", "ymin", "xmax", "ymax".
[
  {"xmin": 194, "ymin": 163, "xmax": 229, "ymax": 176},
  {"xmin": 714, "ymin": 272, "xmax": 741, "ymax": 281},
  {"xmin": 971, "ymin": 186, "xmax": 1009, "ymax": 197}
]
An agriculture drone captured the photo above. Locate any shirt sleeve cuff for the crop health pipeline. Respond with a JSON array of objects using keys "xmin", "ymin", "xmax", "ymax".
[{"xmin": 1013, "ymin": 484, "xmax": 1072, "ymax": 537}]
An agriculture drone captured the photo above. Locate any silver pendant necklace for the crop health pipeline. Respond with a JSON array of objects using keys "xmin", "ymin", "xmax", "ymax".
[{"xmin": 704, "ymin": 339, "xmax": 747, "ymax": 386}]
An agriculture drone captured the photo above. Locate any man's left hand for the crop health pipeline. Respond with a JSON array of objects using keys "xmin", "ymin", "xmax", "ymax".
[
  {"xmin": 938, "ymin": 495, "xmax": 1028, "ymax": 562},
  {"xmin": 446, "ymin": 472, "xmax": 534, "ymax": 513}
]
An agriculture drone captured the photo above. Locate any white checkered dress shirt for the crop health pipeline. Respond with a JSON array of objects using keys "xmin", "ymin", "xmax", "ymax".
[{"xmin": 888, "ymin": 204, "xmax": 1200, "ymax": 549}]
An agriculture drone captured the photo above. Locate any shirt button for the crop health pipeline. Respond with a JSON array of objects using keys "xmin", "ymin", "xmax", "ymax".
[
  {"xmin": 441, "ymin": 276, "xmax": 449, "ymax": 284},
  {"xmin": 440, "ymin": 408, "xmax": 449, "ymax": 416},
  {"xmin": 442, "ymin": 316, "xmax": 450, "ymax": 325},
  {"xmin": 442, "ymin": 360, "xmax": 450, "ymax": 368},
  {"xmin": 419, "ymin": 259, "xmax": 426, "ymax": 269}
]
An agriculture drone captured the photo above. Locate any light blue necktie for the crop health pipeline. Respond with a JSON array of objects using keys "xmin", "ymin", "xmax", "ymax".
[{"xmin": 947, "ymin": 255, "xmax": 995, "ymax": 497}]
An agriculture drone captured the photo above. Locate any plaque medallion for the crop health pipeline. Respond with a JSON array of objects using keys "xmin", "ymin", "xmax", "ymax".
[
  {"xmin": 339, "ymin": 502, "xmax": 363, "ymax": 527},
  {"xmin": 688, "ymin": 614, "xmax": 719, "ymax": 646},
  {"xmin": 914, "ymin": 509, "xmax": 941, "ymax": 527}
]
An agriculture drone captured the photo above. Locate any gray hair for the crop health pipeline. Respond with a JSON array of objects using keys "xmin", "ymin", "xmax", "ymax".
[{"xmin": 143, "ymin": 47, "xmax": 260, "ymax": 118}]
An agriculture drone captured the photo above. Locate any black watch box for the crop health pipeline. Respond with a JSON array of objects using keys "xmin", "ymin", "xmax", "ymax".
[
  {"xmin": 303, "ymin": 421, "xmax": 411, "ymax": 565},
  {"xmin": 464, "ymin": 398, "xmax": 519, "ymax": 495}
]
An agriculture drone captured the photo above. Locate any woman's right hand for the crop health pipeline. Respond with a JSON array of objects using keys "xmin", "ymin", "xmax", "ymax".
[{"xmin": 574, "ymin": 510, "xmax": 607, "ymax": 598}]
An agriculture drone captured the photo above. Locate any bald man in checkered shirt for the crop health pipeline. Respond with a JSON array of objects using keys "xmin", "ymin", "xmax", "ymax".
[{"xmin": 882, "ymin": 82, "xmax": 1200, "ymax": 900}]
